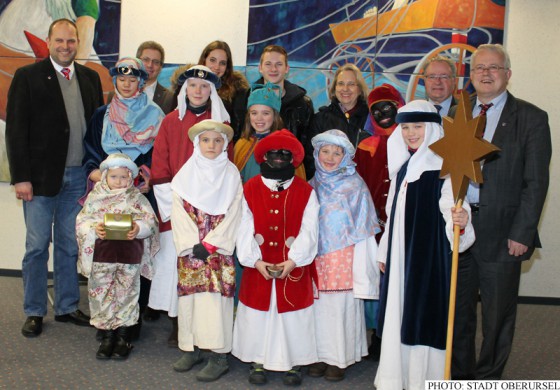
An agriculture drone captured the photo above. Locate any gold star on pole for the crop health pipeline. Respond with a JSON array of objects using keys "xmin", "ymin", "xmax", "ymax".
[{"xmin": 429, "ymin": 90, "xmax": 500, "ymax": 203}]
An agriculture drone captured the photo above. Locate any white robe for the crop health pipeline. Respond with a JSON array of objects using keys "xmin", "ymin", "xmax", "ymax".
[
  {"xmin": 232, "ymin": 178, "xmax": 320, "ymax": 371},
  {"xmin": 147, "ymin": 230, "xmax": 178, "ymax": 316},
  {"xmin": 313, "ymin": 236, "xmax": 378, "ymax": 368},
  {"xmin": 374, "ymin": 177, "xmax": 475, "ymax": 390},
  {"xmin": 148, "ymin": 181, "xmax": 178, "ymax": 315}
]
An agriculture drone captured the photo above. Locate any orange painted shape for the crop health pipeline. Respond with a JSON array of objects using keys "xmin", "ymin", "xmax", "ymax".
[
  {"xmin": 434, "ymin": 0, "xmax": 504, "ymax": 30},
  {"xmin": 329, "ymin": 0, "xmax": 504, "ymax": 44}
]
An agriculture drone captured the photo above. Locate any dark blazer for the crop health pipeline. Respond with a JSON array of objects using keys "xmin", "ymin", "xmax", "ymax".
[
  {"xmin": 152, "ymin": 82, "xmax": 175, "ymax": 115},
  {"xmin": 448, "ymin": 96, "xmax": 458, "ymax": 115},
  {"xmin": 5, "ymin": 58, "xmax": 104, "ymax": 196},
  {"xmin": 431, "ymin": 95, "xmax": 457, "ymax": 117},
  {"xmin": 450, "ymin": 92, "xmax": 551, "ymax": 262}
]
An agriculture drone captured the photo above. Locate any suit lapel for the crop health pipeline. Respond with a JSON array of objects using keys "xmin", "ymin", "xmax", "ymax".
[
  {"xmin": 451, "ymin": 96, "xmax": 458, "ymax": 109},
  {"xmin": 469, "ymin": 93, "xmax": 515, "ymax": 159},
  {"xmin": 40, "ymin": 59, "xmax": 65, "ymax": 110},
  {"xmin": 153, "ymin": 83, "xmax": 163, "ymax": 105},
  {"xmin": 489, "ymin": 92, "xmax": 516, "ymax": 149}
]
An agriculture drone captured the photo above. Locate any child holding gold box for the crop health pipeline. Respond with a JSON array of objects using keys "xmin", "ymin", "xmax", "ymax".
[{"xmin": 76, "ymin": 153, "xmax": 159, "ymax": 360}]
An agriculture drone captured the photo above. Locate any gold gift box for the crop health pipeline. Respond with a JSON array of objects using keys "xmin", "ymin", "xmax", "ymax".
[{"xmin": 103, "ymin": 213, "xmax": 132, "ymax": 240}]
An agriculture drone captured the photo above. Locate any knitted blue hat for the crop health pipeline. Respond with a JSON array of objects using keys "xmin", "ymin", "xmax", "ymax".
[{"xmin": 247, "ymin": 82, "xmax": 282, "ymax": 112}]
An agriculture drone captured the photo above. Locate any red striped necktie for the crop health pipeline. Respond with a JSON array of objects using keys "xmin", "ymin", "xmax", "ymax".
[
  {"xmin": 478, "ymin": 103, "xmax": 493, "ymax": 116},
  {"xmin": 61, "ymin": 67, "xmax": 71, "ymax": 80},
  {"xmin": 479, "ymin": 103, "xmax": 493, "ymax": 136}
]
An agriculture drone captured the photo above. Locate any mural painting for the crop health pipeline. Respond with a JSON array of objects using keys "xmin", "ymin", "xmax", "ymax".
[
  {"xmin": 0, "ymin": 0, "xmax": 507, "ymax": 182},
  {"xmin": 0, "ymin": 0, "xmax": 120, "ymax": 182},
  {"xmin": 246, "ymin": 0, "xmax": 506, "ymax": 108}
]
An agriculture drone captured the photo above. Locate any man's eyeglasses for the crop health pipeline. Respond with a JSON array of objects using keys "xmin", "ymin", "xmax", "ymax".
[
  {"xmin": 141, "ymin": 57, "xmax": 162, "ymax": 66},
  {"xmin": 424, "ymin": 74, "xmax": 452, "ymax": 81},
  {"xmin": 472, "ymin": 65, "xmax": 507, "ymax": 74}
]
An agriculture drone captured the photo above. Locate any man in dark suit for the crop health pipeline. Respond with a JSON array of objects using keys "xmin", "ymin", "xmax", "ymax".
[
  {"xmin": 6, "ymin": 18, "xmax": 104, "ymax": 337},
  {"xmin": 422, "ymin": 55, "xmax": 457, "ymax": 116},
  {"xmin": 136, "ymin": 41, "xmax": 174, "ymax": 114},
  {"xmin": 451, "ymin": 44, "xmax": 551, "ymax": 379}
]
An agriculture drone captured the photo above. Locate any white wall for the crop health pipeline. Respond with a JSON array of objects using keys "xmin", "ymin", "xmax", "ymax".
[
  {"xmin": 504, "ymin": 2, "xmax": 560, "ymax": 297},
  {"xmin": 0, "ymin": 182, "xmax": 26, "ymax": 269},
  {"xmin": 120, "ymin": 0, "xmax": 250, "ymax": 66},
  {"xmin": 1, "ymin": 1, "xmax": 558, "ymax": 298}
]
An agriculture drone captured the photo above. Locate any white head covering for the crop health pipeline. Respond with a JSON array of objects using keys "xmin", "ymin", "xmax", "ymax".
[
  {"xmin": 176, "ymin": 65, "xmax": 230, "ymax": 123},
  {"xmin": 387, "ymin": 100, "xmax": 443, "ymax": 183},
  {"xmin": 99, "ymin": 153, "xmax": 139, "ymax": 178},
  {"xmin": 171, "ymin": 130, "xmax": 240, "ymax": 215}
]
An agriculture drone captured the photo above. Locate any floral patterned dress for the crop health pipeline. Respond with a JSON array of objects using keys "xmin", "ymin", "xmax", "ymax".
[
  {"xmin": 76, "ymin": 170, "xmax": 159, "ymax": 330},
  {"xmin": 177, "ymin": 201, "xmax": 235, "ymax": 298}
]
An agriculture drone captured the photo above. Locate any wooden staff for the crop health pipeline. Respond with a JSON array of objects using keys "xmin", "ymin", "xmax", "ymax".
[{"xmin": 444, "ymin": 198, "xmax": 462, "ymax": 380}]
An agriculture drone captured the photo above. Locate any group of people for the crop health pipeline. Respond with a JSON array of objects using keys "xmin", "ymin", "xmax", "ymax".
[{"xmin": 5, "ymin": 17, "xmax": 551, "ymax": 389}]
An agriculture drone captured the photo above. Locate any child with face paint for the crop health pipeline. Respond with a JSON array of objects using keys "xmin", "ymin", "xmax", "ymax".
[
  {"xmin": 233, "ymin": 83, "xmax": 306, "ymax": 305},
  {"xmin": 169, "ymin": 120, "xmax": 243, "ymax": 382},
  {"xmin": 375, "ymin": 100, "xmax": 474, "ymax": 389},
  {"xmin": 355, "ymin": 83, "xmax": 405, "ymax": 236},
  {"xmin": 150, "ymin": 65, "xmax": 231, "ymax": 347},
  {"xmin": 307, "ymin": 130, "xmax": 380, "ymax": 381},
  {"xmin": 233, "ymin": 130, "xmax": 320, "ymax": 386},
  {"xmin": 352, "ymin": 83, "xmax": 406, "ymax": 361},
  {"xmin": 76, "ymin": 153, "xmax": 159, "ymax": 360}
]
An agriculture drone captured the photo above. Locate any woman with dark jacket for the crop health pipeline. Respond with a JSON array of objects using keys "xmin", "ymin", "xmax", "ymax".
[{"xmin": 304, "ymin": 64, "xmax": 369, "ymax": 178}]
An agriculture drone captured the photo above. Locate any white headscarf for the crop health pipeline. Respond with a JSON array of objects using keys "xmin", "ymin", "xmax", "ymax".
[
  {"xmin": 176, "ymin": 65, "xmax": 230, "ymax": 123},
  {"xmin": 171, "ymin": 131, "xmax": 241, "ymax": 215},
  {"xmin": 387, "ymin": 100, "xmax": 444, "ymax": 183}
]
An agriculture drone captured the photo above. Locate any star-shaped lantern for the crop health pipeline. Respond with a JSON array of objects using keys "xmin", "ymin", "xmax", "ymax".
[{"xmin": 430, "ymin": 90, "xmax": 500, "ymax": 203}]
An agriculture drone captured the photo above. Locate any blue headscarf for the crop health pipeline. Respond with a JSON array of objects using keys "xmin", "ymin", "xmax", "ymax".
[
  {"xmin": 309, "ymin": 130, "xmax": 380, "ymax": 255},
  {"xmin": 101, "ymin": 57, "xmax": 165, "ymax": 161}
]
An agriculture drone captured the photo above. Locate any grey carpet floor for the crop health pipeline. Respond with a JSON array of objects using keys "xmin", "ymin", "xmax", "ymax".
[{"xmin": 0, "ymin": 276, "xmax": 558, "ymax": 389}]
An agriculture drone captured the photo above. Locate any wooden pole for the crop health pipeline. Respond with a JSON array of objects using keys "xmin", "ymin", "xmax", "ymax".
[{"xmin": 444, "ymin": 198, "xmax": 463, "ymax": 380}]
